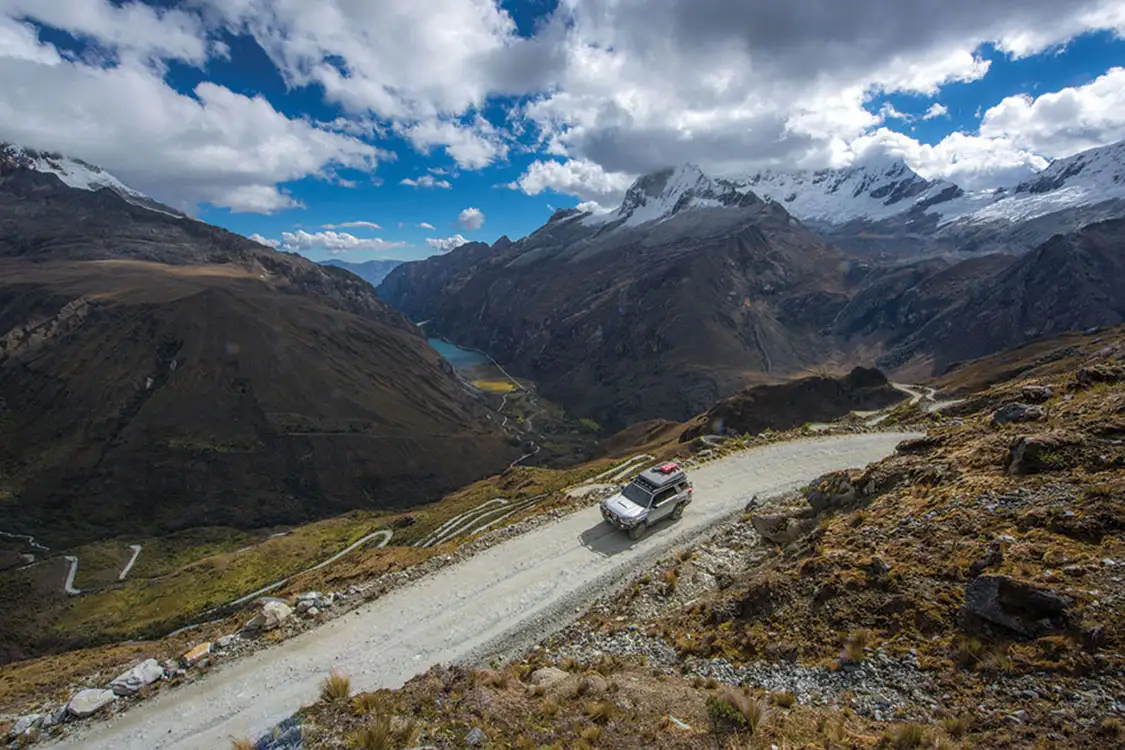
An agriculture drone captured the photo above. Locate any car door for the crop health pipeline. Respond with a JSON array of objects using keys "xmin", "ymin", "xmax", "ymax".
[{"xmin": 649, "ymin": 486, "xmax": 677, "ymax": 522}]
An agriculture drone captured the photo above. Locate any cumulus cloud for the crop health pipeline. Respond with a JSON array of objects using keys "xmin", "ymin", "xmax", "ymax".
[
  {"xmin": 458, "ymin": 207, "xmax": 485, "ymax": 231},
  {"xmin": 419, "ymin": 221, "xmax": 436, "ymax": 230},
  {"xmin": 248, "ymin": 233, "xmax": 280, "ymax": 248},
  {"xmin": 323, "ymin": 221, "xmax": 383, "ymax": 230},
  {"xmin": 509, "ymin": 158, "xmax": 636, "ymax": 204},
  {"xmin": 0, "ymin": 10, "xmax": 384, "ymax": 213},
  {"xmin": 426, "ymin": 234, "xmax": 470, "ymax": 251},
  {"xmin": 922, "ymin": 103, "xmax": 950, "ymax": 120},
  {"xmin": 279, "ymin": 230, "xmax": 408, "ymax": 255},
  {"xmin": 401, "ymin": 175, "xmax": 452, "ymax": 189},
  {"xmin": 979, "ymin": 67, "xmax": 1125, "ymax": 156}
]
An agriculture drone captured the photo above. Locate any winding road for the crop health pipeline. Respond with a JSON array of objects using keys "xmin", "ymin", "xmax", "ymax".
[
  {"xmin": 118, "ymin": 544, "xmax": 143, "ymax": 581},
  {"xmin": 46, "ymin": 431, "xmax": 920, "ymax": 750}
]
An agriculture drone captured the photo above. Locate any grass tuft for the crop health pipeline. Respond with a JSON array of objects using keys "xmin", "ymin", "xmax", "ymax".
[
  {"xmin": 230, "ymin": 739, "xmax": 254, "ymax": 750},
  {"xmin": 580, "ymin": 725, "xmax": 603, "ymax": 742},
  {"xmin": 320, "ymin": 670, "xmax": 352, "ymax": 703},
  {"xmin": 885, "ymin": 722, "xmax": 928, "ymax": 749},
  {"xmin": 940, "ymin": 715, "xmax": 972, "ymax": 738},
  {"xmin": 771, "ymin": 690, "xmax": 796, "ymax": 708},
  {"xmin": 844, "ymin": 628, "xmax": 872, "ymax": 661},
  {"xmin": 584, "ymin": 699, "xmax": 615, "ymax": 724}
]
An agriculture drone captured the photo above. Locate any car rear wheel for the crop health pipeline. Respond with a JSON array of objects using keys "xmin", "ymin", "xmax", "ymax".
[
  {"xmin": 670, "ymin": 502, "xmax": 685, "ymax": 520},
  {"xmin": 628, "ymin": 522, "xmax": 647, "ymax": 540}
]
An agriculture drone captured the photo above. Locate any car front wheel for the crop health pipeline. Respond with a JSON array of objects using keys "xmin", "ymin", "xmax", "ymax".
[{"xmin": 628, "ymin": 522, "xmax": 647, "ymax": 540}]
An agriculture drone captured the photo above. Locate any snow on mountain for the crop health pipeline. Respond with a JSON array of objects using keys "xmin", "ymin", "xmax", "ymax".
[
  {"xmin": 583, "ymin": 138, "xmax": 1125, "ymax": 233},
  {"xmin": 722, "ymin": 156, "xmax": 960, "ymax": 225},
  {"xmin": 0, "ymin": 143, "xmax": 188, "ymax": 219}
]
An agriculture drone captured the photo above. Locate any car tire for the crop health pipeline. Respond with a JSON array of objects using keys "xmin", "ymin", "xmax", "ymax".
[
  {"xmin": 670, "ymin": 503, "xmax": 685, "ymax": 520},
  {"xmin": 628, "ymin": 522, "xmax": 647, "ymax": 540}
]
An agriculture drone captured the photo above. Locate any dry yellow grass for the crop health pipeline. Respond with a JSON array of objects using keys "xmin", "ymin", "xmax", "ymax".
[{"xmin": 472, "ymin": 378, "xmax": 517, "ymax": 393}]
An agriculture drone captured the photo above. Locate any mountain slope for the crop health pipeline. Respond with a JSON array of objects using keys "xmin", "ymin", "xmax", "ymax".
[
  {"xmin": 380, "ymin": 185, "xmax": 858, "ymax": 429},
  {"xmin": 321, "ymin": 258, "xmax": 403, "ymax": 287},
  {"xmin": 0, "ymin": 161, "xmax": 516, "ymax": 547},
  {"xmin": 835, "ymin": 218, "xmax": 1125, "ymax": 377}
]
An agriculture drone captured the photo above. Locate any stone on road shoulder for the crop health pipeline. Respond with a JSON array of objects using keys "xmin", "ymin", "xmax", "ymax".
[{"xmin": 45, "ymin": 432, "xmax": 919, "ymax": 750}]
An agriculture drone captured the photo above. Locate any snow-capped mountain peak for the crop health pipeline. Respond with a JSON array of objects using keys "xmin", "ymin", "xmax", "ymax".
[
  {"xmin": 0, "ymin": 143, "xmax": 188, "ymax": 219},
  {"xmin": 584, "ymin": 163, "xmax": 762, "ymax": 228}
]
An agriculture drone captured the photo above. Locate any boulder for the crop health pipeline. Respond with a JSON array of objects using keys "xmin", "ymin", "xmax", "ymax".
[
  {"xmin": 1005, "ymin": 432, "xmax": 1079, "ymax": 475},
  {"xmin": 961, "ymin": 575, "xmax": 1071, "ymax": 637},
  {"xmin": 295, "ymin": 600, "xmax": 313, "ymax": 614},
  {"xmin": 66, "ymin": 688, "xmax": 116, "ymax": 718},
  {"xmin": 296, "ymin": 591, "xmax": 323, "ymax": 603},
  {"xmin": 181, "ymin": 643, "xmax": 212, "ymax": 666},
  {"xmin": 751, "ymin": 513, "xmax": 816, "ymax": 545},
  {"xmin": 306, "ymin": 606, "xmax": 320, "ymax": 617},
  {"xmin": 1021, "ymin": 385, "xmax": 1053, "ymax": 403},
  {"xmin": 465, "ymin": 727, "xmax": 487, "ymax": 746},
  {"xmin": 109, "ymin": 658, "xmax": 165, "ymax": 696},
  {"xmin": 805, "ymin": 471, "xmax": 857, "ymax": 512},
  {"xmin": 1075, "ymin": 364, "xmax": 1125, "ymax": 389},
  {"xmin": 244, "ymin": 600, "xmax": 293, "ymax": 631},
  {"xmin": 895, "ymin": 436, "xmax": 940, "ymax": 454},
  {"xmin": 528, "ymin": 667, "xmax": 569, "ymax": 688},
  {"xmin": 991, "ymin": 403, "xmax": 1045, "ymax": 426},
  {"xmin": 216, "ymin": 634, "xmax": 238, "ymax": 649}
]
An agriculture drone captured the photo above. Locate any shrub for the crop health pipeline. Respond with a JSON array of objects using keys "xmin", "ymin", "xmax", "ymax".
[
  {"xmin": 951, "ymin": 636, "xmax": 984, "ymax": 669},
  {"xmin": 584, "ymin": 700, "xmax": 614, "ymax": 724},
  {"xmin": 321, "ymin": 671, "xmax": 352, "ymax": 703},
  {"xmin": 662, "ymin": 568, "xmax": 679, "ymax": 594},
  {"xmin": 580, "ymin": 725, "xmax": 603, "ymax": 742},
  {"xmin": 539, "ymin": 697, "xmax": 561, "ymax": 717},
  {"xmin": 771, "ymin": 690, "xmax": 796, "ymax": 708},
  {"xmin": 885, "ymin": 723, "xmax": 928, "ymax": 749},
  {"xmin": 675, "ymin": 548, "xmax": 695, "ymax": 563},
  {"xmin": 708, "ymin": 688, "xmax": 767, "ymax": 734},
  {"xmin": 940, "ymin": 715, "xmax": 972, "ymax": 738},
  {"xmin": 844, "ymin": 629, "xmax": 872, "ymax": 661}
]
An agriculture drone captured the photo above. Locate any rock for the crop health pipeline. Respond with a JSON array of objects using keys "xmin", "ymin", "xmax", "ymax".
[
  {"xmin": 1005, "ymin": 432, "xmax": 1079, "ymax": 475},
  {"xmin": 109, "ymin": 658, "xmax": 165, "ymax": 696},
  {"xmin": 306, "ymin": 606, "xmax": 320, "ymax": 617},
  {"xmin": 392, "ymin": 514, "xmax": 416, "ymax": 529},
  {"xmin": 1075, "ymin": 364, "xmax": 1125, "ymax": 389},
  {"xmin": 529, "ymin": 667, "xmax": 569, "ymax": 687},
  {"xmin": 66, "ymin": 688, "xmax": 117, "ymax": 718},
  {"xmin": 296, "ymin": 591, "xmax": 323, "ymax": 603},
  {"xmin": 216, "ymin": 634, "xmax": 238, "ymax": 649},
  {"xmin": 12, "ymin": 714, "xmax": 42, "ymax": 736},
  {"xmin": 960, "ymin": 575, "xmax": 1072, "ymax": 637},
  {"xmin": 895, "ymin": 436, "xmax": 939, "ymax": 454},
  {"xmin": 751, "ymin": 513, "xmax": 816, "ymax": 545},
  {"xmin": 181, "ymin": 642, "xmax": 212, "ymax": 666},
  {"xmin": 1021, "ymin": 385, "xmax": 1053, "ymax": 403},
  {"xmin": 805, "ymin": 471, "xmax": 857, "ymax": 512},
  {"xmin": 296, "ymin": 600, "xmax": 313, "ymax": 614},
  {"xmin": 244, "ymin": 600, "xmax": 293, "ymax": 631},
  {"xmin": 465, "ymin": 726, "xmax": 487, "ymax": 746},
  {"xmin": 44, "ymin": 703, "xmax": 69, "ymax": 727},
  {"xmin": 991, "ymin": 403, "xmax": 1046, "ymax": 426}
]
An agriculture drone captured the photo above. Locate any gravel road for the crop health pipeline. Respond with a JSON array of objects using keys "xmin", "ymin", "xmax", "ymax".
[{"xmin": 48, "ymin": 432, "xmax": 918, "ymax": 750}]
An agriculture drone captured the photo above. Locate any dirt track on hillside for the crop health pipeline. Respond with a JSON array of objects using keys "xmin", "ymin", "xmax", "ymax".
[{"xmin": 48, "ymin": 432, "xmax": 920, "ymax": 750}]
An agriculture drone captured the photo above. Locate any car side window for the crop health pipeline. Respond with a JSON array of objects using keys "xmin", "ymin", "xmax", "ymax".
[{"xmin": 654, "ymin": 487, "xmax": 675, "ymax": 506}]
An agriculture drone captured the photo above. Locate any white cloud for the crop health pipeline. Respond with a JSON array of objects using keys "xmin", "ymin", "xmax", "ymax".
[
  {"xmin": 401, "ymin": 175, "xmax": 452, "ymax": 189},
  {"xmin": 0, "ymin": 40, "xmax": 384, "ymax": 213},
  {"xmin": 509, "ymin": 158, "xmax": 635, "ymax": 204},
  {"xmin": 419, "ymin": 221, "xmax": 436, "ymax": 230},
  {"xmin": 248, "ymin": 232, "xmax": 280, "ymax": 248},
  {"xmin": 323, "ymin": 221, "xmax": 383, "ymax": 230},
  {"xmin": 400, "ymin": 117, "xmax": 509, "ymax": 169},
  {"xmin": 279, "ymin": 229, "xmax": 408, "ymax": 255},
  {"xmin": 426, "ymin": 234, "xmax": 470, "ymax": 251},
  {"xmin": 458, "ymin": 207, "xmax": 485, "ymax": 231},
  {"xmin": 979, "ymin": 67, "xmax": 1125, "ymax": 156},
  {"xmin": 922, "ymin": 103, "xmax": 950, "ymax": 120},
  {"xmin": 879, "ymin": 102, "xmax": 913, "ymax": 122},
  {"xmin": 1, "ymin": 0, "xmax": 209, "ymax": 64},
  {"xmin": 575, "ymin": 200, "xmax": 611, "ymax": 214}
]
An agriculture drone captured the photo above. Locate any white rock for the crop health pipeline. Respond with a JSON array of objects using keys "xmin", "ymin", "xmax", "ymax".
[
  {"xmin": 306, "ymin": 606, "xmax": 320, "ymax": 617},
  {"xmin": 296, "ymin": 591, "xmax": 323, "ymax": 602},
  {"xmin": 67, "ymin": 688, "xmax": 116, "ymax": 718},
  {"xmin": 216, "ymin": 635, "xmax": 237, "ymax": 649},
  {"xmin": 109, "ymin": 658, "xmax": 165, "ymax": 696},
  {"xmin": 295, "ymin": 600, "xmax": 313, "ymax": 614},
  {"xmin": 244, "ymin": 600, "xmax": 293, "ymax": 631}
]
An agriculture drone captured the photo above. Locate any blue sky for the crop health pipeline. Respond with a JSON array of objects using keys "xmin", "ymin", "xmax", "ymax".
[{"xmin": 1, "ymin": 1, "xmax": 1124, "ymax": 262}]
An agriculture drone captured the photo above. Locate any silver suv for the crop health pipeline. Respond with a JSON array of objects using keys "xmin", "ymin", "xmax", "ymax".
[{"xmin": 600, "ymin": 461, "xmax": 693, "ymax": 539}]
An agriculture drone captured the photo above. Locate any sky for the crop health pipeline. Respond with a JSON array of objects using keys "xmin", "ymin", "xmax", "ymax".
[{"xmin": 0, "ymin": 1, "xmax": 1124, "ymax": 262}]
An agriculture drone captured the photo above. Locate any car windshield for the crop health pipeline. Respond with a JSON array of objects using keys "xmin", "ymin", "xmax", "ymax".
[{"xmin": 621, "ymin": 481, "xmax": 653, "ymax": 506}]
